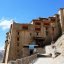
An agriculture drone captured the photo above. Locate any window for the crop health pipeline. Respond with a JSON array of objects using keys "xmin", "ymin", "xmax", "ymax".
[
  {"xmin": 17, "ymin": 37, "xmax": 19, "ymax": 41},
  {"xmin": 35, "ymin": 28, "xmax": 41, "ymax": 31},
  {"xmin": 22, "ymin": 25, "xmax": 28, "ymax": 30},
  {"xmin": 46, "ymin": 31, "xmax": 48, "ymax": 35},
  {"xmin": 52, "ymin": 27, "xmax": 54, "ymax": 31},
  {"xmin": 36, "ymin": 32, "xmax": 39, "ymax": 36},
  {"xmin": 17, "ymin": 32, "xmax": 19, "ymax": 35},
  {"xmin": 35, "ymin": 22, "xmax": 41, "ymax": 25},
  {"xmin": 45, "ymin": 27, "xmax": 48, "ymax": 35},
  {"xmin": 51, "ymin": 18, "xmax": 55, "ymax": 21}
]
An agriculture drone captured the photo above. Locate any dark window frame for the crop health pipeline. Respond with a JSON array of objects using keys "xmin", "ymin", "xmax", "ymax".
[
  {"xmin": 35, "ymin": 28, "xmax": 41, "ymax": 31},
  {"xmin": 45, "ymin": 27, "xmax": 48, "ymax": 35},
  {"xmin": 35, "ymin": 22, "xmax": 41, "ymax": 25},
  {"xmin": 17, "ymin": 37, "xmax": 19, "ymax": 41},
  {"xmin": 17, "ymin": 32, "xmax": 19, "ymax": 35},
  {"xmin": 30, "ymin": 33, "xmax": 32, "ymax": 36},
  {"xmin": 36, "ymin": 32, "xmax": 39, "ymax": 36},
  {"xmin": 22, "ymin": 25, "xmax": 28, "ymax": 30}
]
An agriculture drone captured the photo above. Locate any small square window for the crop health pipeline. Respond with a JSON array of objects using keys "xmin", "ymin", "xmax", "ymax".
[
  {"xmin": 17, "ymin": 32, "xmax": 19, "ymax": 35},
  {"xmin": 35, "ymin": 22, "xmax": 41, "ymax": 25},
  {"xmin": 30, "ymin": 33, "xmax": 32, "ymax": 36},
  {"xmin": 45, "ymin": 27, "xmax": 48, "ymax": 35},
  {"xmin": 52, "ymin": 27, "xmax": 54, "ymax": 31},
  {"xmin": 46, "ymin": 31, "xmax": 48, "ymax": 35},
  {"xmin": 22, "ymin": 25, "xmax": 28, "ymax": 30},
  {"xmin": 17, "ymin": 37, "xmax": 19, "ymax": 41},
  {"xmin": 36, "ymin": 32, "xmax": 39, "ymax": 36}
]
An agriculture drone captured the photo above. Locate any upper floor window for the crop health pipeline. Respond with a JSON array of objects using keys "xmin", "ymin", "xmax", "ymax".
[
  {"xmin": 35, "ymin": 28, "xmax": 41, "ymax": 31},
  {"xmin": 36, "ymin": 32, "xmax": 39, "ymax": 36},
  {"xmin": 17, "ymin": 32, "xmax": 19, "ymax": 35},
  {"xmin": 17, "ymin": 37, "xmax": 19, "ymax": 41},
  {"xmin": 22, "ymin": 25, "xmax": 28, "ymax": 30},
  {"xmin": 45, "ymin": 27, "xmax": 48, "ymax": 35},
  {"xmin": 44, "ymin": 22, "xmax": 50, "ymax": 25},
  {"xmin": 35, "ymin": 22, "xmax": 41, "ymax": 25},
  {"xmin": 30, "ymin": 33, "xmax": 32, "ymax": 36},
  {"xmin": 46, "ymin": 31, "xmax": 48, "ymax": 35},
  {"xmin": 51, "ymin": 18, "xmax": 55, "ymax": 21},
  {"xmin": 52, "ymin": 27, "xmax": 54, "ymax": 31}
]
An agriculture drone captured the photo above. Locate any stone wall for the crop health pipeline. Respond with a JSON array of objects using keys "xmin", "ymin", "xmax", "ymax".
[{"xmin": 9, "ymin": 54, "xmax": 37, "ymax": 64}]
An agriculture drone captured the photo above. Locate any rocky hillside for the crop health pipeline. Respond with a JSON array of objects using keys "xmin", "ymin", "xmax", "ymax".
[
  {"xmin": 55, "ymin": 34, "xmax": 64, "ymax": 54},
  {"xmin": 51, "ymin": 34, "xmax": 64, "ymax": 64},
  {"xmin": 34, "ymin": 34, "xmax": 64, "ymax": 64}
]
